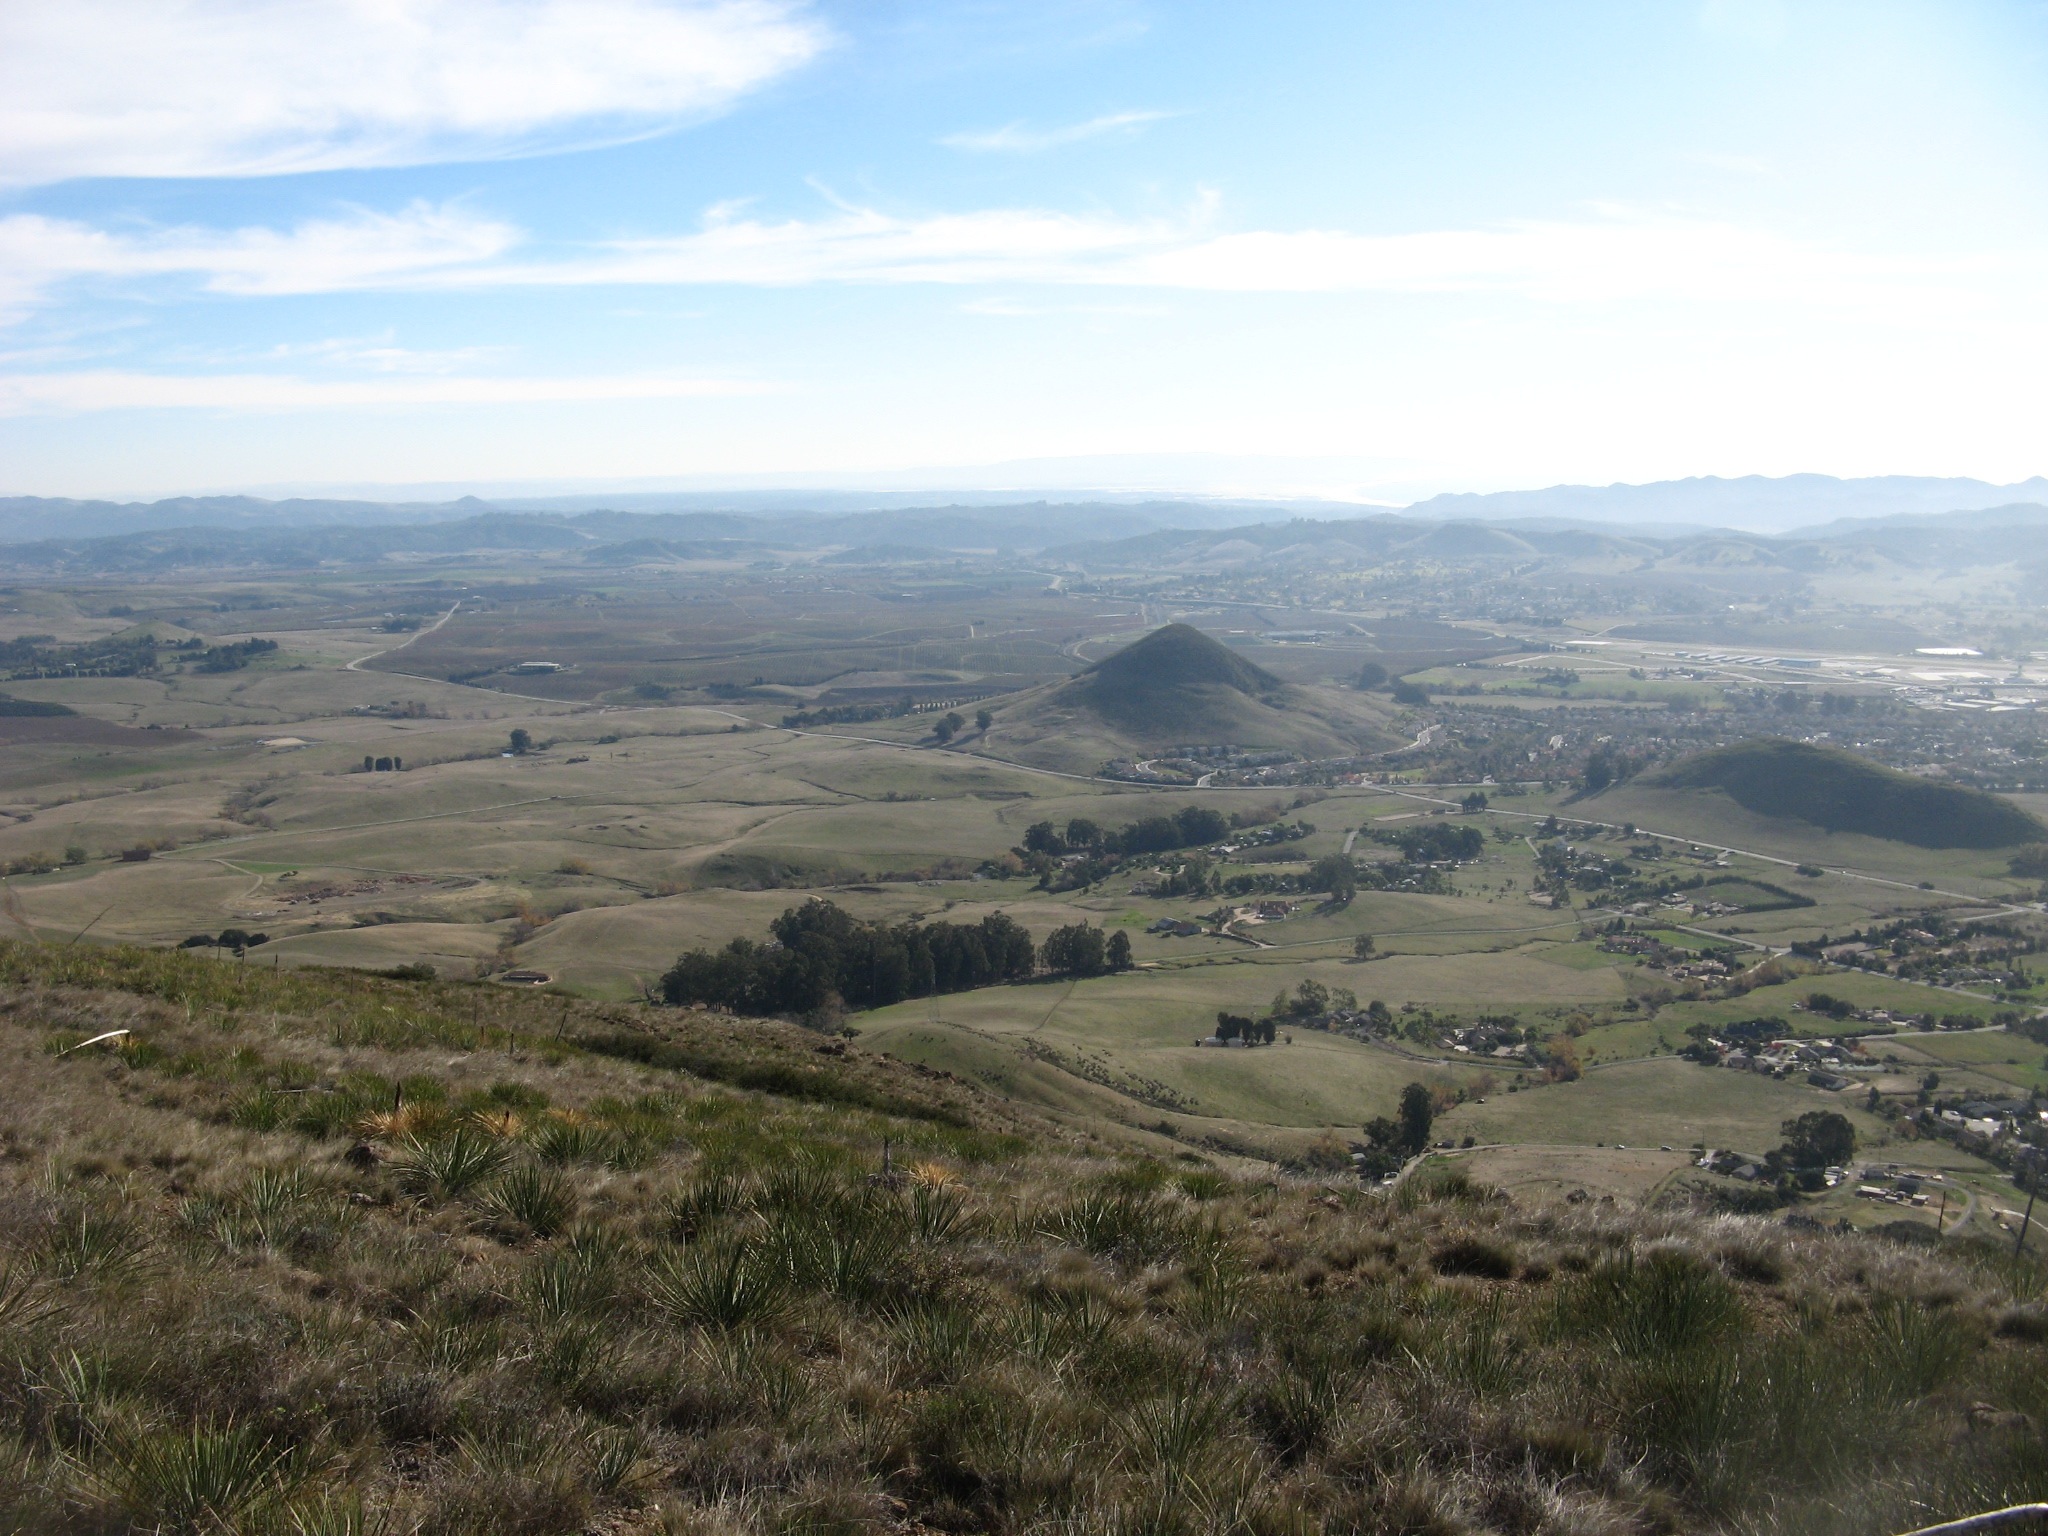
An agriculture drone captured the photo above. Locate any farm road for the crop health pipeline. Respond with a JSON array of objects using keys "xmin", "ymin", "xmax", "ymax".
[{"xmin": 345, "ymin": 601, "xmax": 461, "ymax": 672}]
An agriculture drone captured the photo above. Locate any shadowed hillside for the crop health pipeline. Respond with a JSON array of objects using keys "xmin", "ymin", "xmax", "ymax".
[
  {"xmin": 1081, "ymin": 621, "xmax": 1281, "ymax": 702},
  {"xmin": 1654, "ymin": 738, "xmax": 2048, "ymax": 848}
]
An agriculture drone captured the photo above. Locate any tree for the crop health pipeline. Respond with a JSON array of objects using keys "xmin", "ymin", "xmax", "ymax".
[
  {"xmin": 1043, "ymin": 922, "xmax": 1107, "ymax": 977},
  {"xmin": 660, "ymin": 900, "xmax": 1035, "ymax": 1015},
  {"xmin": 1288, "ymin": 979, "xmax": 1331, "ymax": 1017},
  {"xmin": 1065, "ymin": 817, "xmax": 1101, "ymax": 849},
  {"xmin": 934, "ymin": 712, "xmax": 963, "ymax": 743},
  {"xmin": 975, "ymin": 708, "xmax": 993, "ymax": 731},
  {"xmin": 1351, "ymin": 933, "xmax": 1377, "ymax": 961},
  {"xmin": 508, "ymin": 728, "xmax": 532, "ymax": 755},
  {"xmin": 1354, "ymin": 661, "xmax": 1389, "ymax": 691},
  {"xmin": 1780, "ymin": 1110, "xmax": 1856, "ymax": 1170},
  {"xmin": 1397, "ymin": 1082, "xmax": 1435, "ymax": 1156},
  {"xmin": 1461, "ymin": 791, "xmax": 1488, "ymax": 813},
  {"xmin": 1308, "ymin": 853, "xmax": 1357, "ymax": 901},
  {"xmin": 1021, "ymin": 821, "xmax": 1065, "ymax": 855},
  {"xmin": 1105, "ymin": 930, "xmax": 1133, "ymax": 971},
  {"xmin": 1391, "ymin": 678, "xmax": 1430, "ymax": 705}
]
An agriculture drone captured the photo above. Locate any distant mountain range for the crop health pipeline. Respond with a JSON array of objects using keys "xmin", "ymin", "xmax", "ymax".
[
  {"xmin": 6, "ymin": 471, "xmax": 2046, "ymax": 546},
  {"xmin": 1404, "ymin": 473, "xmax": 2048, "ymax": 535},
  {"xmin": 1, "ymin": 475, "xmax": 2045, "ymax": 574},
  {"xmin": 0, "ymin": 496, "xmax": 1276, "ymax": 551}
]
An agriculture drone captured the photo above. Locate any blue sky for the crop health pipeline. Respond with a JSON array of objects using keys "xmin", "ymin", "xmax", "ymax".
[{"xmin": 3, "ymin": 0, "xmax": 2046, "ymax": 500}]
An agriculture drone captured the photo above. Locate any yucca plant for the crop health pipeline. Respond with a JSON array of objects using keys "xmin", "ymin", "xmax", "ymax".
[
  {"xmin": 769, "ymin": 1194, "xmax": 904, "ymax": 1301},
  {"xmin": 1120, "ymin": 1382, "xmax": 1232, "ymax": 1484},
  {"xmin": 284, "ymin": 1491, "xmax": 393, "ymax": 1536},
  {"xmin": 37, "ymin": 1350, "xmax": 119, "ymax": 1455},
  {"xmin": 584, "ymin": 1425, "xmax": 646, "ymax": 1497},
  {"xmin": 87, "ymin": 1420, "xmax": 304, "ymax": 1533},
  {"xmin": 519, "ymin": 1246, "xmax": 615, "ymax": 1324},
  {"xmin": 393, "ymin": 1127, "xmax": 509, "ymax": 1201},
  {"xmin": 1043, "ymin": 1189, "xmax": 1186, "ymax": 1266},
  {"xmin": 1862, "ymin": 1293, "xmax": 1975, "ymax": 1401},
  {"xmin": 645, "ymin": 1240, "xmax": 786, "ymax": 1330},
  {"xmin": 910, "ymin": 1182, "xmax": 967, "ymax": 1244},
  {"xmin": 36, "ymin": 1208, "xmax": 151, "ymax": 1282},
  {"xmin": 1175, "ymin": 1169, "xmax": 1233, "ymax": 1201},
  {"xmin": 229, "ymin": 1088, "xmax": 285, "ymax": 1132},
  {"xmin": 885, "ymin": 1299, "xmax": 989, "ymax": 1386},
  {"xmin": 243, "ymin": 1165, "xmax": 310, "ymax": 1217},
  {"xmin": 528, "ymin": 1113, "xmax": 610, "ymax": 1166},
  {"xmin": 665, "ymin": 1167, "xmax": 759, "ymax": 1239},
  {"xmin": 1569, "ymin": 1246, "xmax": 1746, "ymax": 1357},
  {"xmin": 0, "ymin": 1264, "xmax": 59, "ymax": 1332},
  {"xmin": 484, "ymin": 1162, "xmax": 576, "ymax": 1236}
]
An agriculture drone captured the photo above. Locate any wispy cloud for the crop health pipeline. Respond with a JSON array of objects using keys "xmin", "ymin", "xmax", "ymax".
[
  {"xmin": 257, "ymin": 335, "xmax": 512, "ymax": 374},
  {"xmin": 959, "ymin": 296, "xmax": 1169, "ymax": 317},
  {"xmin": 0, "ymin": 203, "xmax": 517, "ymax": 321},
  {"xmin": 467, "ymin": 200, "xmax": 2012, "ymax": 316},
  {"xmin": 5, "ymin": 195, "xmax": 2028, "ymax": 328},
  {"xmin": 0, "ymin": 0, "xmax": 828, "ymax": 186},
  {"xmin": 940, "ymin": 109, "xmax": 1177, "ymax": 153},
  {"xmin": 0, "ymin": 370, "xmax": 766, "ymax": 415}
]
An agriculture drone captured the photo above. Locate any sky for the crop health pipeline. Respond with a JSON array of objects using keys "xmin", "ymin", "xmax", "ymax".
[{"xmin": 3, "ymin": 0, "xmax": 2047, "ymax": 502}]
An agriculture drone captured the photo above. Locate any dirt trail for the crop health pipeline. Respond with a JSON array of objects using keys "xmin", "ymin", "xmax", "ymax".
[{"xmin": 345, "ymin": 601, "xmax": 461, "ymax": 673}]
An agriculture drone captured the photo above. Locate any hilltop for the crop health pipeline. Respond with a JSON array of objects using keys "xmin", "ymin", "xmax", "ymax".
[
  {"xmin": 1652, "ymin": 738, "xmax": 2048, "ymax": 848},
  {"xmin": 988, "ymin": 622, "xmax": 1395, "ymax": 772},
  {"xmin": 1081, "ymin": 620, "xmax": 1281, "ymax": 699},
  {"xmin": 0, "ymin": 939, "xmax": 2042, "ymax": 1536}
]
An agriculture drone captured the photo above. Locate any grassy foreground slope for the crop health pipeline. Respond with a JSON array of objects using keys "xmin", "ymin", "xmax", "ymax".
[
  {"xmin": 1654, "ymin": 738, "xmax": 2048, "ymax": 848},
  {"xmin": 0, "ymin": 942, "xmax": 2044, "ymax": 1536}
]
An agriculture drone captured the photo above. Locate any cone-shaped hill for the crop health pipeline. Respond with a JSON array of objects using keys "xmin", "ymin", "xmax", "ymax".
[
  {"xmin": 1084, "ymin": 622, "xmax": 1281, "ymax": 700},
  {"xmin": 1643, "ymin": 738, "xmax": 2046, "ymax": 848},
  {"xmin": 989, "ymin": 623, "xmax": 1397, "ymax": 772}
]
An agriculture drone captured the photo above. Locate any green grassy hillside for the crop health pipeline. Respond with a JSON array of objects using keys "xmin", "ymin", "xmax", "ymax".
[
  {"xmin": 0, "ymin": 940, "xmax": 2042, "ymax": 1536},
  {"xmin": 1653, "ymin": 738, "xmax": 2048, "ymax": 848}
]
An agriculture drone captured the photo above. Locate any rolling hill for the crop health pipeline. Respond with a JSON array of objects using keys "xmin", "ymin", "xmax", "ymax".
[
  {"xmin": 1650, "ymin": 739, "xmax": 2047, "ymax": 849},
  {"xmin": 988, "ymin": 622, "xmax": 1397, "ymax": 771}
]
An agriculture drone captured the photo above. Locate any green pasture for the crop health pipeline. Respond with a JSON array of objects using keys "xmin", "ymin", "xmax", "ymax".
[{"xmin": 1439, "ymin": 1055, "xmax": 1892, "ymax": 1156}]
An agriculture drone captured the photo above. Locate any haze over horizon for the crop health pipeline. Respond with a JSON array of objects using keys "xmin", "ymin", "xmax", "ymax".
[{"xmin": 4, "ymin": 2, "xmax": 2047, "ymax": 505}]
